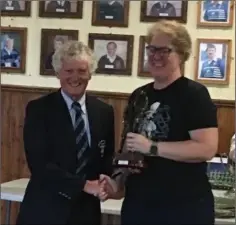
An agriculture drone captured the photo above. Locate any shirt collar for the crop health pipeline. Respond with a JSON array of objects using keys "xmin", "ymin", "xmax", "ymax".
[
  {"xmin": 106, "ymin": 54, "xmax": 116, "ymax": 62},
  {"xmin": 108, "ymin": 1, "xmax": 115, "ymax": 5},
  {"xmin": 61, "ymin": 89, "xmax": 86, "ymax": 114}
]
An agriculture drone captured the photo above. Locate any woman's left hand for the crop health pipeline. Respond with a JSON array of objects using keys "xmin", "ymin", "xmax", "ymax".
[{"xmin": 125, "ymin": 132, "xmax": 152, "ymax": 154}]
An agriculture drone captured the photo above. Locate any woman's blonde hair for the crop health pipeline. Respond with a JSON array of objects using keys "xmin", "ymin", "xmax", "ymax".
[
  {"xmin": 52, "ymin": 40, "xmax": 97, "ymax": 73},
  {"xmin": 146, "ymin": 20, "xmax": 192, "ymax": 62}
]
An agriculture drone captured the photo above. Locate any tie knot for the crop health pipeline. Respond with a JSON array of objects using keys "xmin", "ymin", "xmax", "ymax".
[{"xmin": 72, "ymin": 102, "xmax": 82, "ymax": 112}]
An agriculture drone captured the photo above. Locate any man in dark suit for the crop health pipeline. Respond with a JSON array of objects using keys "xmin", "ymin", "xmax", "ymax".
[
  {"xmin": 46, "ymin": 0, "xmax": 71, "ymax": 12},
  {"xmin": 0, "ymin": 0, "xmax": 21, "ymax": 10},
  {"xmin": 97, "ymin": 41, "xmax": 125, "ymax": 70},
  {"xmin": 16, "ymin": 41, "xmax": 115, "ymax": 225},
  {"xmin": 45, "ymin": 35, "xmax": 66, "ymax": 70},
  {"xmin": 149, "ymin": 0, "xmax": 176, "ymax": 17},
  {"xmin": 97, "ymin": 0, "xmax": 124, "ymax": 21}
]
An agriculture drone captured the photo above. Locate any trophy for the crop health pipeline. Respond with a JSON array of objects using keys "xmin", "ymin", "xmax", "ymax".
[{"xmin": 113, "ymin": 88, "xmax": 149, "ymax": 170}]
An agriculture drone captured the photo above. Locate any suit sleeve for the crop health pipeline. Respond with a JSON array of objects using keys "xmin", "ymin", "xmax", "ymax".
[
  {"xmin": 100, "ymin": 105, "xmax": 115, "ymax": 176},
  {"xmin": 23, "ymin": 101, "xmax": 86, "ymax": 201}
]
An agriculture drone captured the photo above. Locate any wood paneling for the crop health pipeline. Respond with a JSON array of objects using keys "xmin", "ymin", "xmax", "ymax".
[{"xmin": 1, "ymin": 85, "xmax": 235, "ymax": 224}]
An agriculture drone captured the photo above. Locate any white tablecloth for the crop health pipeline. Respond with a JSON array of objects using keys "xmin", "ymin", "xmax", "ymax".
[{"xmin": 1, "ymin": 178, "xmax": 235, "ymax": 224}]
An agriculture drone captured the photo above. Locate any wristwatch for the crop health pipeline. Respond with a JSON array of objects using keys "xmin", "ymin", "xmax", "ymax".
[{"xmin": 149, "ymin": 143, "xmax": 158, "ymax": 156}]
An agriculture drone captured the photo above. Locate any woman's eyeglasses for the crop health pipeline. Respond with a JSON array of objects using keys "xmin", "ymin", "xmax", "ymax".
[{"xmin": 146, "ymin": 45, "xmax": 172, "ymax": 57}]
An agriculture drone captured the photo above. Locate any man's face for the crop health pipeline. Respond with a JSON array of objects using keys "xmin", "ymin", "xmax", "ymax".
[
  {"xmin": 57, "ymin": 58, "xmax": 91, "ymax": 100},
  {"xmin": 107, "ymin": 43, "xmax": 116, "ymax": 57},
  {"xmin": 207, "ymin": 47, "xmax": 216, "ymax": 59},
  {"xmin": 54, "ymin": 40, "xmax": 63, "ymax": 51},
  {"xmin": 6, "ymin": 38, "xmax": 14, "ymax": 49}
]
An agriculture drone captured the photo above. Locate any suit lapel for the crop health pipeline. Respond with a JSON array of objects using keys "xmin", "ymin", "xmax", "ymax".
[{"xmin": 54, "ymin": 90, "xmax": 76, "ymax": 152}]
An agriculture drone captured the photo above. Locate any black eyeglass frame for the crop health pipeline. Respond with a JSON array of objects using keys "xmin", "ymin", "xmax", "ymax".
[{"xmin": 145, "ymin": 45, "xmax": 173, "ymax": 56}]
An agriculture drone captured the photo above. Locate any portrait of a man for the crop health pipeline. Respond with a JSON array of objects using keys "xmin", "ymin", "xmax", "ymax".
[
  {"xmin": 40, "ymin": 29, "xmax": 78, "ymax": 75},
  {"xmin": 44, "ymin": 35, "xmax": 68, "ymax": 70},
  {"xmin": 45, "ymin": 0, "xmax": 71, "ymax": 13},
  {"xmin": 202, "ymin": 0, "xmax": 229, "ymax": 22},
  {"xmin": 40, "ymin": 0, "xmax": 82, "ymax": 17},
  {"xmin": 198, "ymin": 43, "xmax": 226, "ymax": 79},
  {"xmin": 146, "ymin": 0, "xmax": 182, "ymax": 17},
  {"xmin": 0, "ymin": 0, "xmax": 22, "ymax": 11},
  {"xmin": 0, "ymin": 33, "xmax": 21, "ymax": 68},
  {"xmin": 96, "ymin": 0, "xmax": 124, "ymax": 21},
  {"xmin": 96, "ymin": 41, "xmax": 126, "ymax": 70}
]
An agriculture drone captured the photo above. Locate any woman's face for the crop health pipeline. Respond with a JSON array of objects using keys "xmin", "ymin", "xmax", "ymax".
[{"xmin": 147, "ymin": 34, "xmax": 181, "ymax": 80}]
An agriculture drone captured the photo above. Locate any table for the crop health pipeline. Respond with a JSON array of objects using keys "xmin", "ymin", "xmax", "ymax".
[{"xmin": 1, "ymin": 179, "xmax": 235, "ymax": 225}]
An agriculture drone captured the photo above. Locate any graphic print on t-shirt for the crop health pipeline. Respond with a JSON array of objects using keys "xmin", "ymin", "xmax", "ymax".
[{"xmin": 140, "ymin": 101, "xmax": 171, "ymax": 141}]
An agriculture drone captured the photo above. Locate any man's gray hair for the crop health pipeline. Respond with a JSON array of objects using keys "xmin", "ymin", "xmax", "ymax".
[{"xmin": 52, "ymin": 40, "xmax": 97, "ymax": 73}]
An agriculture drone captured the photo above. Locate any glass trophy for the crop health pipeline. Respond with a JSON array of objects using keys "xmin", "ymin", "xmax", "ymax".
[{"xmin": 113, "ymin": 89, "xmax": 149, "ymax": 170}]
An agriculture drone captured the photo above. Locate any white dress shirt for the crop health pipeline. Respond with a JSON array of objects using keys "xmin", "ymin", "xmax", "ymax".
[{"xmin": 61, "ymin": 90, "xmax": 91, "ymax": 146}]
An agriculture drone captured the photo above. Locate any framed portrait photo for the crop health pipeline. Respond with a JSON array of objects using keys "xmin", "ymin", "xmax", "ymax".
[
  {"xmin": 92, "ymin": 0, "xmax": 129, "ymax": 27},
  {"xmin": 88, "ymin": 33, "xmax": 134, "ymax": 75},
  {"xmin": 138, "ymin": 36, "xmax": 149, "ymax": 77},
  {"xmin": 1, "ymin": 27, "xmax": 27, "ymax": 74},
  {"xmin": 39, "ymin": 0, "xmax": 83, "ymax": 18},
  {"xmin": 140, "ymin": 0, "xmax": 188, "ymax": 23},
  {"xmin": 0, "ymin": 0, "xmax": 31, "ymax": 16},
  {"xmin": 138, "ymin": 36, "xmax": 185, "ymax": 77},
  {"xmin": 40, "ymin": 29, "xmax": 79, "ymax": 76},
  {"xmin": 197, "ymin": 0, "xmax": 234, "ymax": 27},
  {"xmin": 195, "ymin": 39, "xmax": 232, "ymax": 85}
]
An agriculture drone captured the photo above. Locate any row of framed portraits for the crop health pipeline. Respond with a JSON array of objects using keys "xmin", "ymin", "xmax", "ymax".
[
  {"xmin": 1, "ymin": 1, "xmax": 235, "ymax": 28},
  {"xmin": 1, "ymin": 27, "xmax": 232, "ymax": 86}
]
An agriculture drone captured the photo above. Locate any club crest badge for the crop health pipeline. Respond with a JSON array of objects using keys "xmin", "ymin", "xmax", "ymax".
[{"xmin": 98, "ymin": 140, "xmax": 106, "ymax": 157}]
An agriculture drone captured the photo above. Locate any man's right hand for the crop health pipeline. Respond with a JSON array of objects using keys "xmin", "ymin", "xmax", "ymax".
[{"xmin": 83, "ymin": 180, "xmax": 100, "ymax": 196}]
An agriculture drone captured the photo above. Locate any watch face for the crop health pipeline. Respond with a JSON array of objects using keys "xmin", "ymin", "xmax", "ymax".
[{"xmin": 150, "ymin": 145, "xmax": 157, "ymax": 155}]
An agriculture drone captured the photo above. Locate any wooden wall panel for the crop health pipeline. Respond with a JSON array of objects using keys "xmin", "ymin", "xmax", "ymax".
[{"xmin": 1, "ymin": 85, "xmax": 235, "ymax": 224}]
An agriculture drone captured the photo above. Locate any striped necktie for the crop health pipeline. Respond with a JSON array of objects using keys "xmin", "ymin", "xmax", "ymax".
[{"xmin": 72, "ymin": 102, "xmax": 89, "ymax": 174}]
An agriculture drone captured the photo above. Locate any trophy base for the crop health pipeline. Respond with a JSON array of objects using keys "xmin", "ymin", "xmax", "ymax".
[{"xmin": 113, "ymin": 152, "xmax": 146, "ymax": 170}]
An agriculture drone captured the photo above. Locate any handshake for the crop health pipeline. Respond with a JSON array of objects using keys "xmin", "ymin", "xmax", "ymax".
[{"xmin": 84, "ymin": 174, "xmax": 119, "ymax": 201}]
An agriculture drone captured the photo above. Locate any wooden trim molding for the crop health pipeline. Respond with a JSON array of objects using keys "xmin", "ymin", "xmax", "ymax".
[{"xmin": 2, "ymin": 84, "xmax": 235, "ymax": 105}]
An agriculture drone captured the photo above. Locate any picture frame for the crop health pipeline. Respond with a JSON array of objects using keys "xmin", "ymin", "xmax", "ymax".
[
  {"xmin": 197, "ymin": 0, "xmax": 234, "ymax": 28},
  {"xmin": 39, "ymin": 0, "xmax": 83, "ymax": 19},
  {"xmin": 0, "ymin": 0, "xmax": 31, "ymax": 17},
  {"xmin": 40, "ymin": 29, "xmax": 79, "ymax": 76},
  {"xmin": 140, "ymin": 1, "xmax": 188, "ymax": 23},
  {"xmin": 1, "ymin": 27, "xmax": 27, "ymax": 74},
  {"xmin": 88, "ymin": 33, "xmax": 134, "ymax": 75},
  {"xmin": 195, "ymin": 39, "xmax": 232, "ymax": 85},
  {"xmin": 92, "ymin": 0, "xmax": 129, "ymax": 27},
  {"xmin": 138, "ymin": 36, "xmax": 185, "ymax": 77}
]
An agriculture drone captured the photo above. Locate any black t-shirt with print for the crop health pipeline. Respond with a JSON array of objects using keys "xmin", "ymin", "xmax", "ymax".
[{"xmin": 124, "ymin": 77, "xmax": 218, "ymax": 206}]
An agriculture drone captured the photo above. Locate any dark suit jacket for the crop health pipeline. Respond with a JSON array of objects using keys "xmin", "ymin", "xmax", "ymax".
[
  {"xmin": 98, "ymin": 55, "xmax": 125, "ymax": 70},
  {"xmin": 0, "ymin": 0, "xmax": 21, "ymax": 10},
  {"xmin": 45, "ymin": 51, "xmax": 54, "ymax": 70},
  {"xmin": 46, "ymin": 0, "xmax": 71, "ymax": 12},
  {"xmin": 97, "ymin": 1, "xmax": 124, "ymax": 21},
  {"xmin": 16, "ymin": 90, "xmax": 115, "ymax": 225},
  {"xmin": 149, "ymin": 2, "xmax": 176, "ymax": 17}
]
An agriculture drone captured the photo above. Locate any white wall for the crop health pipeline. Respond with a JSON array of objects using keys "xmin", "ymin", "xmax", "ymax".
[{"xmin": 1, "ymin": 1, "xmax": 235, "ymax": 100}]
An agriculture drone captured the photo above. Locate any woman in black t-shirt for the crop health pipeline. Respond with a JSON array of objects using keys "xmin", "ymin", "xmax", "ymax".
[{"xmin": 100, "ymin": 19, "xmax": 218, "ymax": 225}]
